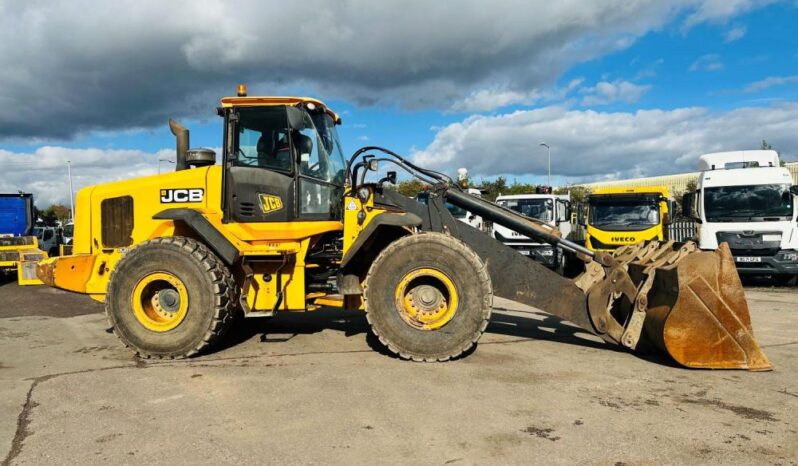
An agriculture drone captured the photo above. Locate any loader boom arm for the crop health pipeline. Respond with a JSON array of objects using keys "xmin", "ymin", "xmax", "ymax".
[{"xmin": 377, "ymin": 183, "xmax": 772, "ymax": 371}]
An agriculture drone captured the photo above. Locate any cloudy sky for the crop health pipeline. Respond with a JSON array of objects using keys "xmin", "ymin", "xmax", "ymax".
[{"xmin": 1, "ymin": 0, "xmax": 797, "ymax": 206}]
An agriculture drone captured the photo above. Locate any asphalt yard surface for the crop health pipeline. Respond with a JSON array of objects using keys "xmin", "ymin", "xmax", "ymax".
[{"xmin": 0, "ymin": 275, "xmax": 796, "ymax": 465}]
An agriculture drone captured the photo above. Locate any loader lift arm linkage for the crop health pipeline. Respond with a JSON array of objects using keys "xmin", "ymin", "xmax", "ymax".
[{"xmin": 350, "ymin": 147, "xmax": 772, "ymax": 371}]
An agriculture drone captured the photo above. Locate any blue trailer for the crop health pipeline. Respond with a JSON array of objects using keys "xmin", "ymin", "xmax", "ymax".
[{"xmin": 0, "ymin": 193, "xmax": 45, "ymax": 284}]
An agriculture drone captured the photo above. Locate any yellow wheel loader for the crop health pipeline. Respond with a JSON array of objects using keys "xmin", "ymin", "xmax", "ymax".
[{"xmin": 37, "ymin": 89, "xmax": 771, "ymax": 370}]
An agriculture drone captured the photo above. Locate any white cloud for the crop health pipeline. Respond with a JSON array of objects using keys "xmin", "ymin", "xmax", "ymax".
[
  {"xmin": 411, "ymin": 103, "xmax": 798, "ymax": 182},
  {"xmin": 580, "ymin": 80, "xmax": 651, "ymax": 106},
  {"xmin": 683, "ymin": 0, "xmax": 777, "ymax": 29},
  {"xmin": 0, "ymin": 0, "xmax": 771, "ymax": 139},
  {"xmin": 744, "ymin": 75, "xmax": 798, "ymax": 93},
  {"xmin": 0, "ymin": 147, "xmax": 173, "ymax": 206},
  {"xmin": 450, "ymin": 79, "xmax": 584, "ymax": 113},
  {"xmin": 689, "ymin": 54, "xmax": 724, "ymax": 72},
  {"xmin": 724, "ymin": 25, "xmax": 747, "ymax": 42}
]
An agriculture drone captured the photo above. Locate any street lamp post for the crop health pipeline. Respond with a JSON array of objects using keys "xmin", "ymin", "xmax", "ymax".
[
  {"xmin": 158, "ymin": 158, "xmax": 175, "ymax": 174},
  {"xmin": 539, "ymin": 143, "xmax": 551, "ymax": 187},
  {"xmin": 66, "ymin": 160, "xmax": 75, "ymax": 222}
]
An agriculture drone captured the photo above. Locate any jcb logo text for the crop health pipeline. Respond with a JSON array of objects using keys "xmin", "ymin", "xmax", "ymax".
[
  {"xmin": 259, "ymin": 194, "xmax": 284, "ymax": 214},
  {"xmin": 160, "ymin": 189, "xmax": 204, "ymax": 203}
]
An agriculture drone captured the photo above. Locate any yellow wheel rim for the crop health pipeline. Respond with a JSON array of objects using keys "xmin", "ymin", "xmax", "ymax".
[
  {"xmin": 131, "ymin": 272, "xmax": 189, "ymax": 332},
  {"xmin": 394, "ymin": 268, "xmax": 458, "ymax": 330}
]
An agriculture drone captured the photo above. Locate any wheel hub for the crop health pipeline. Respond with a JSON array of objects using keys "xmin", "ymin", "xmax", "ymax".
[
  {"xmin": 155, "ymin": 289, "xmax": 181, "ymax": 313},
  {"xmin": 395, "ymin": 268, "xmax": 459, "ymax": 331},
  {"xmin": 131, "ymin": 272, "xmax": 189, "ymax": 332}
]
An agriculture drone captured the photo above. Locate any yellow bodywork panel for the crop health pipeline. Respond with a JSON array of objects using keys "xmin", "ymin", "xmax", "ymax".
[
  {"xmin": 341, "ymin": 190, "xmax": 391, "ymax": 257},
  {"xmin": 45, "ymin": 163, "xmax": 346, "ymax": 307}
]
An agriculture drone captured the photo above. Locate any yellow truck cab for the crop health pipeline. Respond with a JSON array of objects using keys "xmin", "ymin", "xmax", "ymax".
[{"xmin": 582, "ymin": 186, "xmax": 672, "ymax": 252}]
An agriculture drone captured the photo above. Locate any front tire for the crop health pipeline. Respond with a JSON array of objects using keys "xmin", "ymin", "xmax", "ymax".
[
  {"xmin": 105, "ymin": 237, "xmax": 236, "ymax": 359},
  {"xmin": 364, "ymin": 232, "xmax": 492, "ymax": 362}
]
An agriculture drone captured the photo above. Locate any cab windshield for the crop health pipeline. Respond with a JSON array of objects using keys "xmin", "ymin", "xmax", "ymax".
[
  {"xmin": 497, "ymin": 198, "xmax": 553, "ymax": 222},
  {"xmin": 309, "ymin": 113, "xmax": 346, "ymax": 186},
  {"xmin": 704, "ymin": 184, "xmax": 793, "ymax": 222},
  {"xmin": 589, "ymin": 197, "xmax": 659, "ymax": 231}
]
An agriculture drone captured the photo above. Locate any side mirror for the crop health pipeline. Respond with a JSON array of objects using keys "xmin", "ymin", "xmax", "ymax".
[
  {"xmin": 664, "ymin": 199, "xmax": 674, "ymax": 225},
  {"xmin": 386, "ymin": 171, "xmax": 397, "ymax": 184},
  {"xmin": 577, "ymin": 204, "xmax": 586, "ymax": 227},
  {"xmin": 681, "ymin": 193, "xmax": 694, "ymax": 219},
  {"xmin": 790, "ymin": 185, "xmax": 798, "ymax": 196}
]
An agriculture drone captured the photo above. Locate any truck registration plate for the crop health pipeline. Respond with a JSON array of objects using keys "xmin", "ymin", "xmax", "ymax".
[{"xmin": 735, "ymin": 256, "xmax": 761, "ymax": 263}]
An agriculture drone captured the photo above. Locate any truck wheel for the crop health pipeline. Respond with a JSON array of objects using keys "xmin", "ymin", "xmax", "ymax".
[
  {"xmin": 364, "ymin": 232, "xmax": 492, "ymax": 362},
  {"xmin": 775, "ymin": 274, "xmax": 797, "ymax": 287},
  {"xmin": 105, "ymin": 237, "xmax": 236, "ymax": 359}
]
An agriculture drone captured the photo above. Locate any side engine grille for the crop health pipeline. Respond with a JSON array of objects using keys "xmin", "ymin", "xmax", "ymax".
[
  {"xmin": 101, "ymin": 196, "xmax": 134, "ymax": 248},
  {"xmin": 238, "ymin": 202, "xmax": 256, "ymax": 218}
]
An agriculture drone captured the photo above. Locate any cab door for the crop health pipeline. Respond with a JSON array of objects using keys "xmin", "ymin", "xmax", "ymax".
[{"xmin": 223, "ymin": 106, "xmax": 296, "ymax": 223}]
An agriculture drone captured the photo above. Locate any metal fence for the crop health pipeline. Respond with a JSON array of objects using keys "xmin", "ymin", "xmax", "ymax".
[{"xmin": 667, "ymin": 220, "xmax": 696, "ymax": 242}]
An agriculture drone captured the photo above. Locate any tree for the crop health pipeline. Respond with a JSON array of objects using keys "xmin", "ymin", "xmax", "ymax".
[
  {"xmin": 672, "ymin": 179, "xmax": 698, "ymax": 219},
  {"xmin": 760, "ymin": 139, "xmax": 786, "ymax": 166},
  {"xmin": 38, "ymin": 204, "xmax": 71, "ymax": 225},
  {"xmin": 477, "ymin": 177, "xmax": 508, "ymax": 201},
  {"xmin": 554, "ymin": 185, "xmax": 590, "ymax": 204},
  {"xmin": 395, "ymin": 179, "xmax": 427, "ymax": 198}
]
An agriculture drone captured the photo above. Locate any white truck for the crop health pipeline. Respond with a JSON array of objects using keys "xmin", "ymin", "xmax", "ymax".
[
  {"xmin": 416, "ymin": 187, "xmax": 488, "ymax": 232},
  {"xmin": 683, "ymin": 150, "xmax": 798, "ymax": 284},
  {"xmin": 493, "ymin": 192, "xmax": 571, "ymax": 271}
]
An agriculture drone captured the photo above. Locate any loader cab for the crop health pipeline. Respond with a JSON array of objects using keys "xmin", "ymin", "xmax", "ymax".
[{"xmin": 221, "ymin": 98, "xmax": 347, "ymax": 224}]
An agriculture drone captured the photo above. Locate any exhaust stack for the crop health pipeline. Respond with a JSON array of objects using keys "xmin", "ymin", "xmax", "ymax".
[{"xmin": 168, "ymin": 119, "xmax": 189, "ymax": 171}]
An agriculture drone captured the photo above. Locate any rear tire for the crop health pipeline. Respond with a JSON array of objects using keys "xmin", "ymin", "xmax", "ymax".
[
  {"xmin": 105, "ymin": 237, "xmax": 236, "ymax": 359},
  {"xmin": 364, "ymin": 232, "xmax": 492, "ymax": 362}
]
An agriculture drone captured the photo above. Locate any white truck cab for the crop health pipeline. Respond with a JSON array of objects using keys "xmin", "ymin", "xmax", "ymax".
[
  {"xmin": 493, "ymin": 193, "xmax": 571, "ymax": 270},
  {"xmin": 684, "ymin": 150, "xmax": 798, "ymax": 280}
]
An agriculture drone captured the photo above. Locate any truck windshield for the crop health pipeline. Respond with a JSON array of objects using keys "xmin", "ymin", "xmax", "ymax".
[
  {"xmin": 497, "ymin": 199, "xmax": 553, "ymax": 222},
  {"xmin": 589, "ymin": 200, "xmax": 659, "ymax": 230},
  {"xmin": 704, "ymin": 184, "xmax": 793, "ymax": 222}
]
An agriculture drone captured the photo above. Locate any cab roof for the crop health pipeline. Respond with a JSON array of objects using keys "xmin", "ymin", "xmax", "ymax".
[
  {"xmin": 591, "ymin": 186, "xmax": 670, "ymax": 197},
  {"xmin": 219, "ymin": 96, "xmax": 341, "ymax": 123}
]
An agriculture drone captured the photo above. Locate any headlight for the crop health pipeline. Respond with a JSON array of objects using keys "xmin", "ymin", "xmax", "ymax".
[
  {"xmin": 357, "ymin": 186, "xmax": 371, "ymax": 202},
  {"xmin": 539, "ymin": 248, "xmax": 554, "ymax": 256},
  {"xmin": 777, "ymin": 250, "xmax": 798, "ymax": 262}
]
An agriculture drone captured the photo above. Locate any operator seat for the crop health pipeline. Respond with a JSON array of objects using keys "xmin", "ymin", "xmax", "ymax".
[
  {"xmin": 256, "ymin": 134, "xmax": 274, "ymax": 168},
  {"xmin": 257, "ymin": 131, "xmax": 291, "ymax": 172}
]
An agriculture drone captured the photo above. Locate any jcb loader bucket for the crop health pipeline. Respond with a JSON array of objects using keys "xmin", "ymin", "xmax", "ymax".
[{"xmin": 595, "ymin": 241, "xmax": 772, "ymax": 371}]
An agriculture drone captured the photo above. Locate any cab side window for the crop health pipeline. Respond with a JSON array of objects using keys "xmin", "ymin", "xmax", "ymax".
[{"xmin": 234, "ymin": 108, "xmax": 292, "ymax": 174}]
